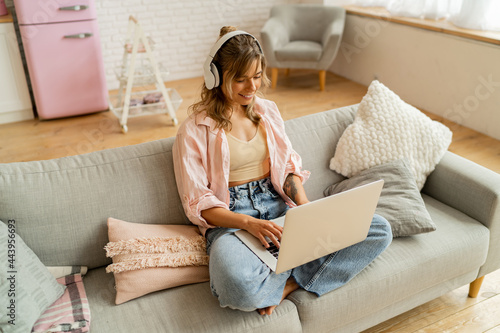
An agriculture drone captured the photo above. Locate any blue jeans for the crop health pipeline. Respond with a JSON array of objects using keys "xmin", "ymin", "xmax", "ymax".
[{"xmin": 206, "ymin": 177, "xmax": 392, "ymax": 312}]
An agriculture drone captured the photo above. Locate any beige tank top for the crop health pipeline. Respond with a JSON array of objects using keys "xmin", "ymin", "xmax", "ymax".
[{"xmin": 227, "ymin": 125, "xmax": 270, "ymax": 182}]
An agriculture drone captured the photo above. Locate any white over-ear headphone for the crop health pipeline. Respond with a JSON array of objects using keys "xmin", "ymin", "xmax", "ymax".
[{"xmin": 203, "ymin": 30, "xmax": 263, "ymax": 90}]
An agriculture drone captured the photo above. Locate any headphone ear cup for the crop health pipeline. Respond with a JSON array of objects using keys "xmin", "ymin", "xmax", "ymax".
[
  {"xmin": 211, "ymin": 62, "xmax": 221, "ymax": 88},
  {"xmin": 204, "ymin": 63, "xmax": 215, "ymax": 90}
]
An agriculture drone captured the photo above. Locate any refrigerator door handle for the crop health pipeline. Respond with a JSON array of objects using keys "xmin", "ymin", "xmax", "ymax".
[
  {"xmin": 59, "ymin": 5, "xmax": 89, "ymax": 11},
  {"xmin": 64, "ymin": 33, "xmax": 94, "ymax": 39}
]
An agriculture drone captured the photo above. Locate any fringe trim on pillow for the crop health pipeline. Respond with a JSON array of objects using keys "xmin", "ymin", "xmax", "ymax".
[
  {"xmin": 104, "ymin": 235, "xmax": 209, "ymax": 274},
  {"xmin": 106, "ymin": 252, "xmax": 209, "ymax": 274},
  {"xmin": 104, "ymin": 235, "xmax": 206, "ymax": 258}
]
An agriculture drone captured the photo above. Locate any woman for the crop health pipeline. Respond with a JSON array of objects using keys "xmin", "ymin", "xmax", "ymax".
[{"xmin": 173, "ymin": 26, "xmax": 392, "ymax": 316}]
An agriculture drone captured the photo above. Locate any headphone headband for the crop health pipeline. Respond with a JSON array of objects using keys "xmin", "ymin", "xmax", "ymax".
[{"xmin": 203, "ymin": 30, "xmax": 263, "ymax": 90}]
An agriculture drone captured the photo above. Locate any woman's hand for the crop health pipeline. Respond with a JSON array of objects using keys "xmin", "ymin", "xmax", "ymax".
[
  {"xmin": 245, "ymin": 218, "xmax": 283, "ymax": 248},
  {"xmin": 201, "ymin": 207, "xmax": 282, "ymax": 248}
]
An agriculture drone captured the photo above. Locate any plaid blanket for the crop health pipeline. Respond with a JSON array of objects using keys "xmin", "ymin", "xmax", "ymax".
[
  {"xmin": 46, "ymin": 266, "xmax": 88, "ymax": 279},
  {"xmin": 32, "ymin": 274, "xmax": 90, "ymax": 333}
]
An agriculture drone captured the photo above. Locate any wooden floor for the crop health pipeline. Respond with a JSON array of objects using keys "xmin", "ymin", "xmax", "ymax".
[{"xmin": 1, "ymin": 70, "xmax": 500, "ymax": 332}]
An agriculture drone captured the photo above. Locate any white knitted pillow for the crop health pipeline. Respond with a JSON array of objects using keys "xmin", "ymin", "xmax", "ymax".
[{"xmin": 330, "ymin": 80, "xmax": 452, "ymax": 190}]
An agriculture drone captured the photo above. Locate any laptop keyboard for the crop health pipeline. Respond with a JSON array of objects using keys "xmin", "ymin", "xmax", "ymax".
[{"xmin": 266, "ymin": 244, "xmax": 280, "ymax": 258}]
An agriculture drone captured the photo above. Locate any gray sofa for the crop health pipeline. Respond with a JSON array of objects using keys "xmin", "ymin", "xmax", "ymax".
[{"xmin": 2, "ymin": 104, "xmax": 499, "ymax": 332}]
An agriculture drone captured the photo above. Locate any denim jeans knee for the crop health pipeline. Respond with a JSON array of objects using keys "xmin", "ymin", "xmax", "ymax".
[
  {"xmin": 208, "ymin": 231, "xmax": 290, "ymax": 311},
  {"xmin": 371, "ymin": 213, "xmax": 393, "ymax": 247}
]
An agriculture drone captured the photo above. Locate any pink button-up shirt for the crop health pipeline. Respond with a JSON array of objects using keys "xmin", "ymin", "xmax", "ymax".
[{"xmin": 172, "ymin": 97, "xmax": 310, "ymax": 235}]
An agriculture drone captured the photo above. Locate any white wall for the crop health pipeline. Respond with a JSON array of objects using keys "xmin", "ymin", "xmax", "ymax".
[
  {"xmin": 330, "ymin": 14, "xmax": 500, "ymax": 140},
  {"xmin": 95, "ymin": 0, "xmax": 300, "ymax": 89},
  {"xmin": 93, "ymin": 0, "xmax": 322, "ymax": 88}
]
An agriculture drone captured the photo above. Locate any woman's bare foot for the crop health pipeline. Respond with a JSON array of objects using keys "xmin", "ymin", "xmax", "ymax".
[{"xmin": 258, "ymin": 278, "xmax": 299, "ymax": 315}]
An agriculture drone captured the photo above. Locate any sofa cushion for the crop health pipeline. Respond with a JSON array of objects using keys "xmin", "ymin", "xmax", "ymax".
[
  {"xmin": 329, "ymin": 80, "xmax": 452, "ymax": 190},
  {"xmin": 84, "ymin": 268, "xmax": 302, "ymax": 333},
  {"xmin": 105, "ymin": 217, "xmax": 209, "ymax": 304},
  {"xmin": 324, "ymin": 159, "xmax": 436, "ymax": 237},
  {"xmin": 275, "ymin": 41, "xmax": 323, "ymax": 61},
  {"xmin": 0, "ymin": 220, "xmax": 66, "ymax": 333},
  {"xmin": 0, "ymin": 138, "xmax": 188, "ymax": 269},
  {"xmin": 287, "ymin": 195, "xmax": 489, "ymax": 332}
]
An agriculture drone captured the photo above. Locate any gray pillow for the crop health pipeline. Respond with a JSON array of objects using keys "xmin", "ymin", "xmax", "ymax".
[
  {"xmin": 324, "ymin": 159, "xmax": 436, "ymax": 237},
  {"xmin": 0, "ymin": 220, "xmax": 66, "ymax": 332}
]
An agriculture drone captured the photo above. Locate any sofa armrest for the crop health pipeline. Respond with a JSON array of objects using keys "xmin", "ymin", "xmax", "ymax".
[
  {"xmin": 422, "ymin": 151, "xmax": 500, "ymax": 276},
  {"xmin": 318, "ymin": 21, "xmax": 344, "ymax": 69},
  {"xmin": 318, "ymin": 9, "xmax": 345, "ymax": 70},
  {"xmin": 321, "ymin": 10, "xmax": 345, "ymax": 47}
]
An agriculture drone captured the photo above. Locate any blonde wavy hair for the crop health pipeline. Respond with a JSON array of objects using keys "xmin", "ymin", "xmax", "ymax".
[{"xmin": 189, "ymin": 26, "xmax": 271, "ymax": 131}]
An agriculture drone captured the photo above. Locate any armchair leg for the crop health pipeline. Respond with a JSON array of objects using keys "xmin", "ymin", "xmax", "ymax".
[
  {"xmin": 468, "ymin": 276, "xmax": 485, "ymax": 298},
  {"xmin": 271, "ymin": 68, "xmax": 278, "ymax": 89},
  {"xmin": 319, "ymin": 70, "xmax": 326, "ymax": 91},
  {"xmin": 284, "ymin": 68, "xmax": 290, "ymax": 76}
]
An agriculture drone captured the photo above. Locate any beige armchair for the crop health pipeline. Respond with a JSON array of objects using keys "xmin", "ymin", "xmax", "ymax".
[{"xmin": 260, "ymin": 5, "xmax": 346, "ymax": 91}]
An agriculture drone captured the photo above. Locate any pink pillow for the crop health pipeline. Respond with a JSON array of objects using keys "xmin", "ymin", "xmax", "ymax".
[{"xmin": 105, "ymin": 217, "xmax": 209, "ymax": 304}]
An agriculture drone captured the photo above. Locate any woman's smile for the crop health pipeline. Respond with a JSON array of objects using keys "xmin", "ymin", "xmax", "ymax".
[
  {"xmin": 223, "ymin": 59, "xmax": 262, "ymax": 107},
  {"xmin": 239, "ymin": 93, "xmax": 255, "ymax": 100}
]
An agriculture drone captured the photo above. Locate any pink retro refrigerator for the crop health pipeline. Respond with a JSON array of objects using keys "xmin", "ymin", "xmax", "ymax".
[{"xmin": 14, "ymin": 0, "xmax": 108, "ymax": 119}]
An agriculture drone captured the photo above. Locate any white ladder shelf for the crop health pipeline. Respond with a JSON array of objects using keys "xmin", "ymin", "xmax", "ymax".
[{"xmin": 111, "ymin": 15, "xmax": 179, "ymax": 133}]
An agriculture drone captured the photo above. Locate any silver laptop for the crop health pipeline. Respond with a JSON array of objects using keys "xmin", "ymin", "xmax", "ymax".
[{"xmin": 235, "ymin": 179, "xmax": 384, "ymax": 274}]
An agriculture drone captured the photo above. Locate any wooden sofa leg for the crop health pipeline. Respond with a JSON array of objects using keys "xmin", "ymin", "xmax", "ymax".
[
  {"xmin": 468, "ymin": 276, "xmax": 485, "ymax": 298},
  {"xmin": 319, "ymin": 70, "xmax": 326, "ymax": 91},
  {"xmin": 284, "ymin": 68, "xmax": 290, "ymax": 76},
  {"xmin": 271, "ymin": 68, "xmax": 278, "ymax": 89}
]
